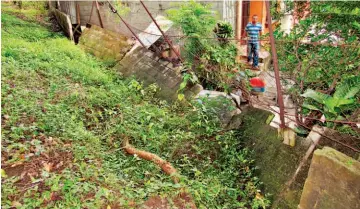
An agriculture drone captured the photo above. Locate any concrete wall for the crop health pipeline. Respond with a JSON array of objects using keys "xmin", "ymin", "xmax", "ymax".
[
  {"xmin": 79, "ymin": 25, "xmax": 134, "ymax": 63},
  {"xmin": 114, "ymin": 46, "xmax": 185, "ymax": 101},
  {"xmin": 76, "ymin": 1, "xmax": 228, "ymax": 37},
  {"xmin": 52, "ymin": 8, "xmax": 73, "ymax": 41},
  {"xmin": 58, "ymin": 1, "xmax": 77, "ymax": 24},
  {"xmin": 299, "ymin": 147, "xmax": 360, "ymax": 209}
]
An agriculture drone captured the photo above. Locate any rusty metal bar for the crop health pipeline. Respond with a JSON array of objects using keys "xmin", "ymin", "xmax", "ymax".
[
  {"xmin": 88, "ymin": 1, "xmax": 95, "ymax": 24},
  {"xmin": 265, "ymin": 1, "xmax": 286, "ymax": 128},
  {"xmin": 76, "ymin": 3, "xmax": 81, "ymax": 24},
  {"xmin": 95, "ymin": 0, "xmax": 104, "ymax": 28},
  {"xmin": 140, "ymin": 0, "xmax": 182, "ymax": 62},
  {"xmin": 106, "ymin": 1, "xmax": 146, "ymax": 48}
]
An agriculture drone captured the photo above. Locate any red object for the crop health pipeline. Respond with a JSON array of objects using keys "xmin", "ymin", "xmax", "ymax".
[{"xmin": 249, "ymin": 77, "xmax": 265, "ymax": 88}]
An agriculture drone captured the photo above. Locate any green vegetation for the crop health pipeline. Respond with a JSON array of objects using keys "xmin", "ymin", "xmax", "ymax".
[
  {"xmin": 275, "ymin": 1, "xmax": 360, "ymax": 136},
  {"xmin": 1, "ymin": 9, "xmax": 269, "ymax": 209},
  {"xmin": 2, "ymin": 1, "xmax": 48, "ymax": 22},
  {"xmin": 301, "ymin": 76, "xmax": 360, "ymax": 125},
  {"xmin": 167, "ymin": 1, "xmax": 240, "ymax": 92}
]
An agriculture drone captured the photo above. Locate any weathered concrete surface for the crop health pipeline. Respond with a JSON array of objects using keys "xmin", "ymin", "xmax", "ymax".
[
  {"xmin": 79, "ymin": 25, "xmax": 134, "ymax": 63},
  {"xmin": 299, "ymin": 147, "xmax": 360, "ymax": 209},
  {"xmin": 238, "ymin": 107, "xmax": 311, "ymax": 209},
  {"xmin": 114, "ymin": 46, "xmax": 183, "ymax": 101},
  {"xmin": 52, "ymin": 9, "xmax": 73, "ymax": 41}
]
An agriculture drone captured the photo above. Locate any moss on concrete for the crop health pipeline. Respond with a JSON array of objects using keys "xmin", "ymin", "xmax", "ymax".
[
  {"xmin": 299, "ymin": 147, "xmax": 360, "ymax": 209},
  {"xmin": 79, "ymin": 25, "xmax": 134, "ymax": 63},
  {"xmin": 314, "ymin": 147, "xmax": 360, "ymax": 174},
  {"xmin": 237, "ymin": 107, "xmax": 311, "ymax": 209}
]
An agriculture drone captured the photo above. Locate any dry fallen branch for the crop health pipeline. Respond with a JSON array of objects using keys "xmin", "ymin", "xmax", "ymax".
[{"xmin": 122, "ymin": 136, "xmax": 179, "ymax": 183}]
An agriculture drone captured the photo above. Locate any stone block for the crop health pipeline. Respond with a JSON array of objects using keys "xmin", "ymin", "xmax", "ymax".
[{"xmin": 299, "ymin": 147, "xmax": 360, "ymax": 209}]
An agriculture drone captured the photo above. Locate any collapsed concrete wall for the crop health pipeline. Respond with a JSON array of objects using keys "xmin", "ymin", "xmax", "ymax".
[
  {"xmin": 114, "ymin": 46, "xmax": 185, "ymax": 101},
  {"xmin": 299, "ymin": 147, "xmax": 360, "ymax": 209},
  {"xmin": 79, "ymin": 25, "xmax": 134, "ymax": 63},
  {"xmin": 52, "ymin": 9, "xmax": 73, "ymax": 41}
]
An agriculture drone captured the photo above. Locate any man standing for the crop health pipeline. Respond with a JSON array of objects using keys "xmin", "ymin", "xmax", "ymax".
[{"xmin": 244, "ymin": 14, "xmax": 262, "ymax": 70}]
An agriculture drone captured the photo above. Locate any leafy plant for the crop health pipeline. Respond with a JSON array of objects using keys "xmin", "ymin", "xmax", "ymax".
[
  {"xmin": 1, "ymin": 11, "xmax": 269, "ymax": 209},
  {"xmin": 167, "ymin": 1, "xmax": 240, "ymax": 92},
  {"xmin": 214, "ymin": 21, "xmax": 234, "ymax": 45},
  {"xmin": 275, "ymin": 1, "xmax": 360, "ymax": 133},
  {"xmin": 301, "ymin": 76, "xmax": 360, "ymax": 125}
]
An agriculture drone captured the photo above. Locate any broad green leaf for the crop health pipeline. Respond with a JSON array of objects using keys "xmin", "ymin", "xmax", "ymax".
[
  {"xmin": 333, "ymin": 76, "xmax": 360, "ymax": 99},
  {"xmin": 302, "ymin": 102, "xmax": 321, "ymax": 111},
  {"xmin": 300, "ymin": 89, "xmax": 329, "ymax": 104},
  {"xmin": 1, "ymin": 169, "xmax": 7, "ymax": 178},
  {"xmin": 324, "ymin": 97, "xmax": 355, "ymax": 113},
  {"xmin": 179, "ymin": 82, "xmax": 187, "ymax": 91},
  {"xmin": 177, "ymin": 93, "xmax": 185, "ymax": 101}
]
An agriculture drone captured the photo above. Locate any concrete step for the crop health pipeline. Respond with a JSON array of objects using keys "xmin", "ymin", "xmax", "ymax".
[
  {"xmin": 238, "ymin": 55, "xmax": 268, "ymax": 63},
  {"xmin": 237, "ymin": 60, "xmax": 265, "ymax": 73},
  {"xmin": 237, "ymin": 45, "xmax": 271, "ymax": 71}
]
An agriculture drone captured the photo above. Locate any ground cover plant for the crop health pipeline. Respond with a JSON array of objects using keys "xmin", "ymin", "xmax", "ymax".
[{"xmin": 1, "ymin": 5, "xmax": 270, "ymax": 208}]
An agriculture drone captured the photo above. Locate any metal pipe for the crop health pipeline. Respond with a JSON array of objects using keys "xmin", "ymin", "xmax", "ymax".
[
  {"xmin": 265, "ymin": 1, "xmax": 286, "ymax": 128},
  {"xmin": 140, "ymin": 0, "xmax": 182, "ymax": 62},
  {"xmin": 107, "ymin": 1, "xmax": 146, "ymax": 48}
]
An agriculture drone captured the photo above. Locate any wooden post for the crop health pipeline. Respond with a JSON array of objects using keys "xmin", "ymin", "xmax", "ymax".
[
  {"xmin": 76, "ymin": 3, "xmax": 80, "ymax": 24},
  {"xmin": 72, "ymin": 3, "xmax": 82, "ymax": 38}
]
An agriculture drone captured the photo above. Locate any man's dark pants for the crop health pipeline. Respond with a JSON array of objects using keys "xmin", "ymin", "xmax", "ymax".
[{"xmin": 247, "ymin": 42, "xmax": 259, "ymax": 67}]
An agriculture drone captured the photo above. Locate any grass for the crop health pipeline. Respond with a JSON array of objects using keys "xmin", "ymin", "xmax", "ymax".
[{"xmin": 1, "ymin": 7, "xmax": 270, "ymax": 209}]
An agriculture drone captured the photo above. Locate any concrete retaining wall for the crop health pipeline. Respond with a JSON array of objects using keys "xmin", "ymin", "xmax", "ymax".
[{"xmin": 299, "ymin": 147, "xmax": 360, "ymax": 209}]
